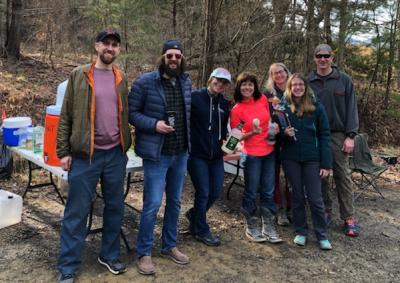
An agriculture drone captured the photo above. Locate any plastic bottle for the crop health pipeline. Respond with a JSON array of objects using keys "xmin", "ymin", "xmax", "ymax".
[
  {"xmin": 33, "ymin": 126, "xmax": 44, "ymax": 154},
  {"xmin": 267, "ymin": 122, "xmax": 276, "ymax": 145},
  {"xmin": 221, "ymin": 121, "xmax": 244, "ymax": 154}
]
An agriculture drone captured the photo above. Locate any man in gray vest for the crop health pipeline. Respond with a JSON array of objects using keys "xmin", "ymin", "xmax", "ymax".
[{"xmin": 308, "ymin": 43, "xmax": 360, "ymax": 237}]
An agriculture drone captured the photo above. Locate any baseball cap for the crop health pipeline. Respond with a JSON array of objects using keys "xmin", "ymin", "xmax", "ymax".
[
  {"xmin": 96, "ymin": 30, "xmax": 121, "ymax": 43},
  {"xmin": 210, "ymin": 67, "xmax": 231, "ymax": 83},
  {"xmin": 162, "ymin": 40, "xmax": 184, "ymax": 54},
  {"xmin": 314, "ymin": 43, "xmax": 332, "ymax": 54}
]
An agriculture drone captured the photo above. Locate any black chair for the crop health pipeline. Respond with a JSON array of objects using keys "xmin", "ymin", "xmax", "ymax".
[{"xmin": 349, "ymin": 133, "xmax": 388, "ymax": 199}]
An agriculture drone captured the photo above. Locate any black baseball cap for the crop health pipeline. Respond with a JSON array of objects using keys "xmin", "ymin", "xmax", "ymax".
[
  {"xmin": 96, "ymin": 30, "xmax": 121, "ymax": 43},
  {"xmin": 162, "ymin": 40, "xmax": 183, "ymax": 54}
]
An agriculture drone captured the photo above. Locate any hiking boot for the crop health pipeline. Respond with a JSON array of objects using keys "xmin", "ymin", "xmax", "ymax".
[
  {"xmin": 241, "ymin": 208, "xmax": 266, "ymax": 243},
  {"xmin": 319, "ymin": 239, "xmax": 332, "ymax": 250},
  {"xmin": 161, "ymin": 247, "xmax": 190, "ymax": 265},
  {"xmin": 276, "ymin": 208, "xmax": 290, "ymax": 226},
  {"xmin": 293, "ymin": 235, "xmax": 306, "ymax": 247},
  {"xmin": 344, "ymin": 218, "xmax": 360, "ymax": 237},
  {"xmin": 98, "ymin": 257, "xmax": 127, "ymax": 275},
  {"xmin": 185, "ymin": 208, "xmax": 195, "ymax": 235},
  {"xmin": 58, "ymin": 273, "xmax": 74, "ymax": 283},
  {"xmin": 261, "ymin": 207, "xmax": 283, "ymax": 244},
  {"xmin": 195, "ymin": 233, "xmax": 221, "ymax": 247},
  {"xmin": 136, "ymin": 256, "xmax": 155, "ymax": 275}
]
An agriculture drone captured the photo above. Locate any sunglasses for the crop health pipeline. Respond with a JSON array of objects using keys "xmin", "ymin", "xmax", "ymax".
[
  {"xmin": 165, "ymin": 53, "xmax": 182, "ymax": 60},
  {"xmin": 315, "ymin": 54, "xmax": 331, "ymax": 59}
]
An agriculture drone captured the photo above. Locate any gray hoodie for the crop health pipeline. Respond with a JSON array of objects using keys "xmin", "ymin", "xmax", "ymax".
[{"xmin": 308, "ymin": 66, "xmax": 359, "ymax": 135}]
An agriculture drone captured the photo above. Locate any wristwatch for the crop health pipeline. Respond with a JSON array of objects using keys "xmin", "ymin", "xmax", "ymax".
[{"xmin": 346, "ymin": 132, "xmax": 357, "ymax": 139}]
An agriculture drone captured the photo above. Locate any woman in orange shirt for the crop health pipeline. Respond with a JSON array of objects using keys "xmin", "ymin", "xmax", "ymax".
[{"xmin": 230, "ymin": 72, "xmax": 282, "ymax": 244}]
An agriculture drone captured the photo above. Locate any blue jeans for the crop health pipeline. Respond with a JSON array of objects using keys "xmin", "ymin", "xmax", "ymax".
[
  {"xmin": 58, "ymin": 146, "xmax": 127, "ymax": 275},
  {"xmin": 136, "ymin": 151, "xmax": 188, "ymax": 257},
  {"xmin": 188, "ymin": 156, "xmax": 224, "ymax": 236},
  {"xmin": 242, "ymin": 152, "xmax": 276, "ymax": 215},
  {"xmin": 283, "ymin": 160, "xmax": 328, "ymax": 240}
]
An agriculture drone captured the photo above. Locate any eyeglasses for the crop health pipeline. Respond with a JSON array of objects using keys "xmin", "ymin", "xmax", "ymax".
[
  {"xmin": 165, "ymin": 53, "xmax": 182, "ymax": 60},
  {"xmin": 315, "ymin": 54, "xmax": 331, "ymax": 59}
]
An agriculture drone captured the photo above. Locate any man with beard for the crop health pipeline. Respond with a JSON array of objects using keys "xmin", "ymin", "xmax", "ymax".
[
  {"xmin": 56, "ymin": 30, "xmax": 131, "ymax": 283},
  {"xmin": 128, "ymin": 40, "xmax": 192, "ymax": 275}
]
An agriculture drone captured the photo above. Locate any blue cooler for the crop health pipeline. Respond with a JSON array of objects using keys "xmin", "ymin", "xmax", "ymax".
[{"xmin": 2, "ymin": 117, "xmax": 32, "ymax": 146}]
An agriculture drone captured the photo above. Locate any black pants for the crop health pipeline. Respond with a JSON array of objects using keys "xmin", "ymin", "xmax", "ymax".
[{"xmin": 282, "ymin": 160, "xmax": 328, "ymax": 240}]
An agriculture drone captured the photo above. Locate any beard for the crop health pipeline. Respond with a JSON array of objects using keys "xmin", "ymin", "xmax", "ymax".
[
  {"xmin": 160, "ymin": 60, "xmax": 182, "ymax": 78},
  {"xmin": 99, "ymin": 52, "xmax": 116, "ymax": 65}
]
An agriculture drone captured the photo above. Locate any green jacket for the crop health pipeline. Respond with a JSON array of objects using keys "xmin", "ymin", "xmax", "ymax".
[{"xmin": 56, "ymin": 63, "xmax": 132, "ymax": 159}]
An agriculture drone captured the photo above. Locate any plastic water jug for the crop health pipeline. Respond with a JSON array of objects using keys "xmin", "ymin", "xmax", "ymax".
[
  {"xmin": 56, "ymin": 80, "xmax": 68, "ymax": 106},
  {"xmin": 0, "ymin": 189, "xmax": 23, "ymax": 229}
]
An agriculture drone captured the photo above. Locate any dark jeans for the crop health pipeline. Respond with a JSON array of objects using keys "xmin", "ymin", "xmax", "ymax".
[
  {"xmin": 188, "ymin": 156, "xmax": 224, "ymax": 236},
  {"xmin": 321, "ymin": 132, "xmax": 354, "ymax": 220},
  {"xmin": 58, "ymin": 146, "xmax": 127, "ymax": 275},
  {"xmin": 283, "ymin": 160, "xmax": 328, "ymax": 240},
  {"xmin": 242, "ymin": 152, "xmax": 276, "ymax": 216}
]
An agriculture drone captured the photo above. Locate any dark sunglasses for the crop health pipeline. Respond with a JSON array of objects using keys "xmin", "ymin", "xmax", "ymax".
[
  {"xmin": 315, "ymin": 54, "xmax": 331, "ymax": 59},
  {"xmin": 165, "ymin": 53, "xmax": 182, "ymax": 60}
]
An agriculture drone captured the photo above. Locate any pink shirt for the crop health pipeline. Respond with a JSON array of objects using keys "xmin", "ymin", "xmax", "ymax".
[
  {"xmin": 230, "ymin": 95, "xmax": 274, "ymax": 156},
  {"xmin": 93, "ymin": 68, "xmax": 120, "ymax": 149}
]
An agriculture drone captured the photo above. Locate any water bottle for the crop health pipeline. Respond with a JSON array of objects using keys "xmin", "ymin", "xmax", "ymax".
[
  {"xmin": 33, "ymin": 126, "xmax": 44, "ymax": 154},
  {"xmin": 221, "ymin": 121, "xmax": 244, "ymax": 154},
  {"xmin": 267, "ymin": 122, "xmax": 276, "ymax": 145}
]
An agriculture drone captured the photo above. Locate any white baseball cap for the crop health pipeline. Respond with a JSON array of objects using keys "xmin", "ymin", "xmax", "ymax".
[{"xmin": 210, "ymin": 67, "xmax": 231, "ymax": 83}]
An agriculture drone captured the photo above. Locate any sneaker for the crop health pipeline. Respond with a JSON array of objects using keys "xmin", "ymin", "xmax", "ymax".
[
  {"xmin": 58, "ymin": 273, "xmax": 74, "ymax": 283},
  {"xmin": 195, "ymin": 233, "xmax": 221, "ymax": 247},
  {"xmin": 245, "ymin": 228, "xmax": 267, "ymax": 242},
  {"xmin": 161, "ymin": 247, "xmax": 190, "ymax": 265},
  {"xmin": 98, "ymin": 257, "xmax": 127, "ymax": 275},
  {"xmin": 276, "ymin": 208, "xmax": 290, "ymax": 226},
  {"xmin": 344, "ymin": 218, "xmax": 360, "ymax": 237},
  {"xmin": 293, "ymin": 235, "xmax": 306, "ymax": 247},
  {"xmin": 136, "ymin": 256, "xmax": 155, "ymax": 275},
  {"xmin": 319, "ymin": 239, "xmax": 332, "ymax": 250}
]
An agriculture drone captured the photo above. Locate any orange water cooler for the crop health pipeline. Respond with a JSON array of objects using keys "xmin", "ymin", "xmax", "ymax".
[{"xmin": 43, "ymin": 105, "xmax": 61, "ymax": 166}]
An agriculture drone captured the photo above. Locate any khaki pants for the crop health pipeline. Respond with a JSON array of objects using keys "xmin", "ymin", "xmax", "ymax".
[{"xmin": 321, "ymin": 132, "xmax": 354, "ymax": 220}]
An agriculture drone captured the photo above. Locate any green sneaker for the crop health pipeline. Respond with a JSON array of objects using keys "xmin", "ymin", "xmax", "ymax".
[
  {"xmin": 293, "ymin": 235, "xmax": 306, "ymax": 247},
  {"xmin": 319, "ymin": 239, "xmax": 332, "ymax": 250}
]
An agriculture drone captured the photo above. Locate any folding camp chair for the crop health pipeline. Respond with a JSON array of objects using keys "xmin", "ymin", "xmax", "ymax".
[{"xmin": 349, "ymin": 133, "xmax": 388, "ymax": 199}]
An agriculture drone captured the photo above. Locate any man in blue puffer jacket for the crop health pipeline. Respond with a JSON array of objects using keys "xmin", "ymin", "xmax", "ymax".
[{"xmin": 128, "ymin": 40, "xmax": 191, "ymax": 275}]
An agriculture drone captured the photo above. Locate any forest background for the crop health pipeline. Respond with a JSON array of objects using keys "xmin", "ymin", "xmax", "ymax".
[{"xmin": 1, "ymin": 0, "xmax": 400, "ymax": 147}]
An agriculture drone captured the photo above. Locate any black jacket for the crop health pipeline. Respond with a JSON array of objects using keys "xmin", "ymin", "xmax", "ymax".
[{"xmin": 189, "ymin": 88, "xmax": 230, "ymax": 160}]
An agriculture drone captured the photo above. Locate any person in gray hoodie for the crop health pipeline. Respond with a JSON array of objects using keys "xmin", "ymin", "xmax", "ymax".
[{"xmin": 308, "ymin": 43, "xmax": 360, "ymax": 237}]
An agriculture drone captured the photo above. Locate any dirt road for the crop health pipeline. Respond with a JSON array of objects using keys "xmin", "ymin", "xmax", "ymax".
[{"xmin": 0, "ymin": 167, "xmax": 399, "ymax": 283}]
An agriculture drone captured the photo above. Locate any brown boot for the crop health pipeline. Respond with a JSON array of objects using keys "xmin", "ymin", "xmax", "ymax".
[
  {"xmin": 136, "ymin": 256, "xmax": 155, "ymax": 275},
  {"xmin": 161, "ymin": 247, "xmax": 190, "ymax": 265}
]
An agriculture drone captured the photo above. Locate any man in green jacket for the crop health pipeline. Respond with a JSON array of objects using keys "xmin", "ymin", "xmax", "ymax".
[
  {"xmin": 56, "ymin": 30, "xmax": 132, "ymax": 283},
  {"xmin": 308, "ymin": 43, "xmax": 360, "ymax": 238}
]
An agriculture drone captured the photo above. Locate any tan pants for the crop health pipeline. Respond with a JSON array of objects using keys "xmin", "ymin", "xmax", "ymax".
[{"xmin": 321, "ymin": 132, "xmax": 355, "ymax": 220}]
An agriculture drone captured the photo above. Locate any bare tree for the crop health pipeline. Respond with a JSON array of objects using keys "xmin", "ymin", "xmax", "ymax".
[{"xmin": 5, "ymin": 0, "xmax": 23, "ymax": 59}]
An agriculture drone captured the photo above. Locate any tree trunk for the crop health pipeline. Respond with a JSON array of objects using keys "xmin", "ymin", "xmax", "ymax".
[
  {"xmin": 6, "ymin": 0, "xmax": 22, "ymax": 60},
  {"xmin": 322, "ymin": 1, "xmax": 333, "ymax": 46},
  {"xmin": 200, "ymin": 0, "xmax": 216, "ymax": 86},
  {"xmin": 337, "ymin": 0, "xmax": 349, "ymax": 69},
  {"xmin": 303, "ymin": 0, "xmax": 316, "ymax": 73},
  {"xmin": 384, "ymin": 0, "xmax": 399, "ymax": 107}
]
